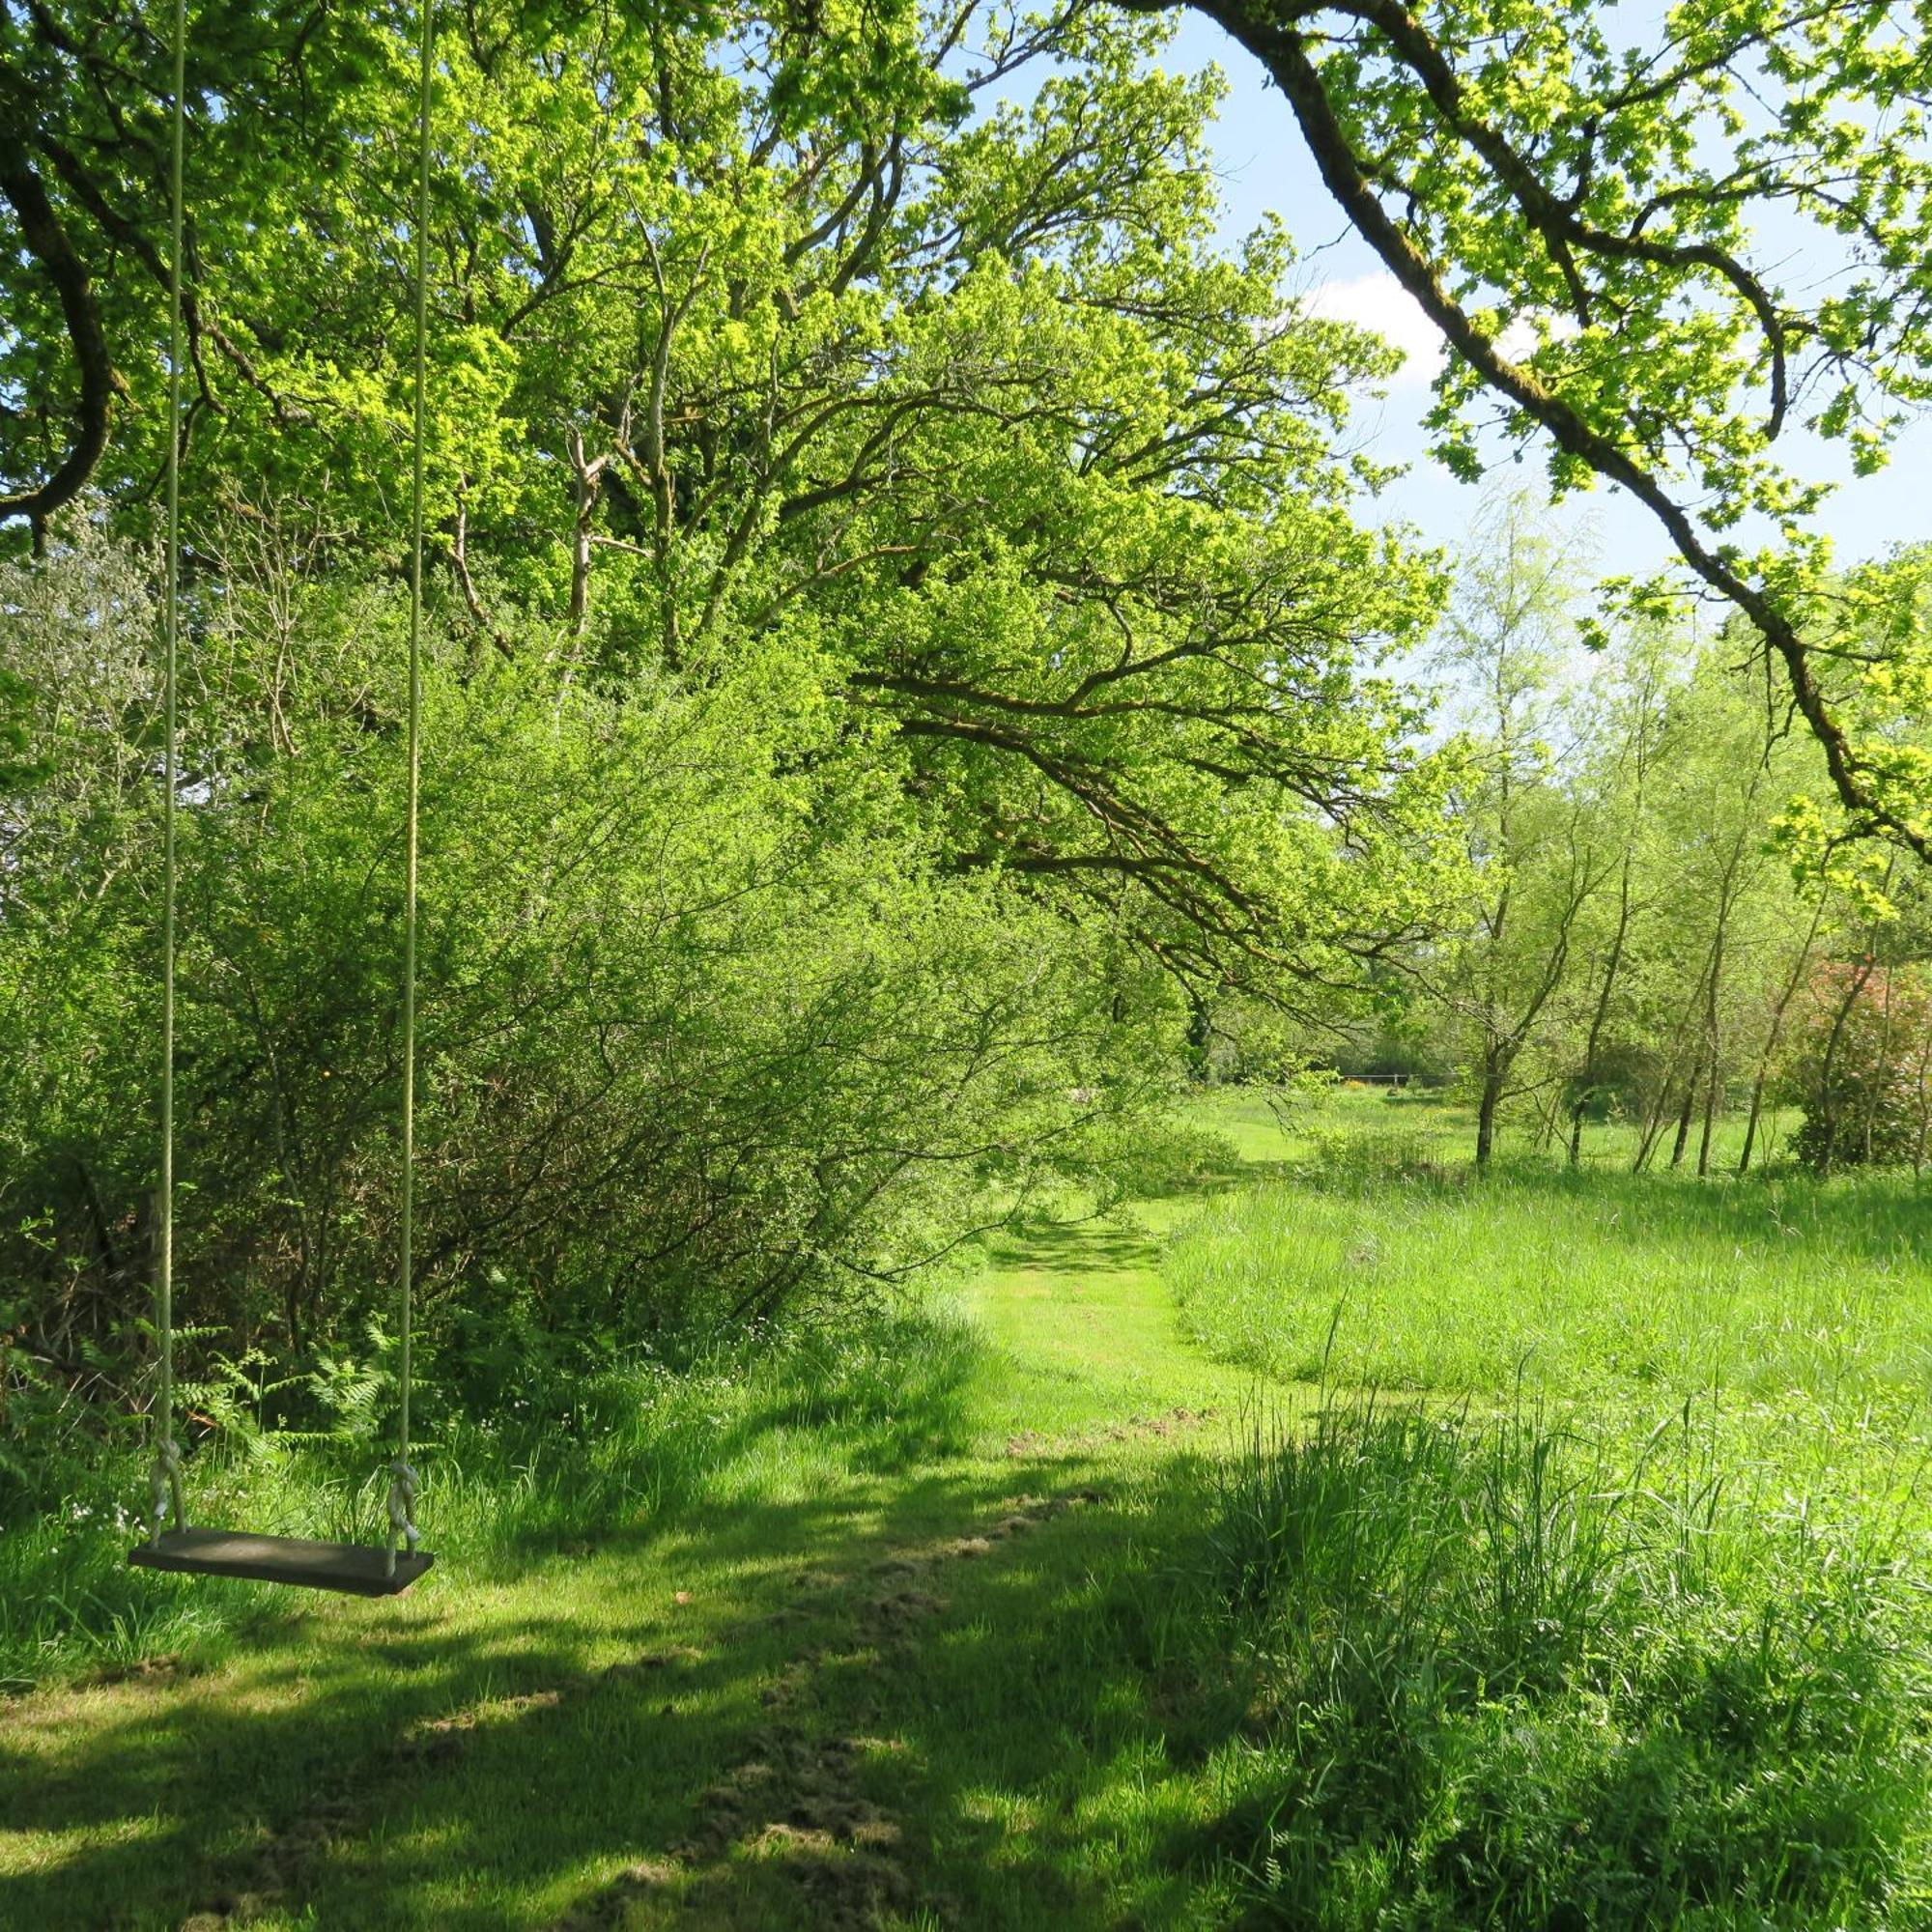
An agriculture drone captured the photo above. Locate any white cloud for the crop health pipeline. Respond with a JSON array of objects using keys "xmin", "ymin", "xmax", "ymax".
[
  {"xmin": 1497, "ymin": 311, "xmax": 1580, "ymax": 361},
  {"xmin": 1301, "ymin": 272, "xmax": 1578, "ymax": 388},
  {"xmin": 1302, "ymin": 272, "xmax": 1448, "ymax": 388}
]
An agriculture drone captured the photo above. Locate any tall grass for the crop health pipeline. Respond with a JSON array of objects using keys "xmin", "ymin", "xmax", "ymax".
[
  {"xmin": 1173, "ymin": 1097, "xmax": 1932, "ymax": 1923},
  {"xmin": 1167, "ymin": 1132, "xmax": 1932, "ymax": 1416},
  {"xmin": 1208, "ymin": 1390, "xmax": 1932, "ymax": 1927}
]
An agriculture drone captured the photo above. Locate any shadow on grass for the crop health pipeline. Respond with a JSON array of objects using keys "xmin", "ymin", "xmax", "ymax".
[
  {"xmin": 993, "ymin": 1218, "xmax": 1158, "ymax": 1276},
  {"xmin": 715, "ymin": 1317, "xmax": 990, "ymax": 1479},
  {"xmin": 1120, "ymin": 1152, "xmax": 1279, "ymax": 1202},
  {"xmin": 1287, "ymin": 1137, "xmax": 1931, "ymax": 1267},
  {"xmin": 1474, "ymin": 1156, "xmax": 1932, "ymax": 1268},
  {"xmin": 0, "ymin": 1446, "xmax": 1242, "ymax": 1932}
]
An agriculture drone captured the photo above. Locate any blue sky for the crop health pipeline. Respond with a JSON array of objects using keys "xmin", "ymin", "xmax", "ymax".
[{"xmin": 1161, "ymin": 14, "xmax": 1932, "ymax": 581}]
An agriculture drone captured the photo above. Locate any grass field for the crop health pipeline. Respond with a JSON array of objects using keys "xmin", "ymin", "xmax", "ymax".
[
  {"xmin": 4, "ymin": 1089, "xmax": 1930, "ymax": 1927},
  {"xmin": 1174, "ymin": 1092, "xmax": 1932, "ymax": 1404}
]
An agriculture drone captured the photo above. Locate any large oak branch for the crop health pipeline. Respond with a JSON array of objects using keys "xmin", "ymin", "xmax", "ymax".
[
  {"xmin": 0, "ymin": 134, "xmax": 123, "ymax": 530},
  {"xmin": 1141, "ymin": 0, "xmax": 1929, "ymax": 864}
]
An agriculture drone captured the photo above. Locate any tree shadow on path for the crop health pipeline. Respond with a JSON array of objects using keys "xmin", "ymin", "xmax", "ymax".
[{"xmin": 2, "ymin": 1436, "xmax": 1238, "ymax": 1931}]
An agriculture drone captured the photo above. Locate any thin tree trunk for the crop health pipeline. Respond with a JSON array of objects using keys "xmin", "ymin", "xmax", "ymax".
[
  {"xmin": 1913, "ymin": 1031, "xmax": 1932, "ymax": 1178},
  {"xmin": 1475, "ymin": 1045, "xmax": 1506, "ymax": 1168},
  {"xmin": 566, "ymin": 428, "xmax": 607, "ymax": 638},
  {"xmin": 1696, "ymin": 924, "xmax": 1728, "ymax": 1178},
  {"xmin": 1740, "ymin": 892, "xmax": 1829, "ymax": 1175},
  {"xmin": 1863, "ymin": 967, "xmax": 1896, "ymax": 1166},
  {"xmin": 1571, "ymin": 869, "xmax": 1634, "ymax": 1168},
  {"xmin": 1635, "ymin": 957, "xmax": 1713, "ymax": 1173},
  {"xmin": 1669, "ymin": 1053, "xmax": 1700, "ymax": 1169}
]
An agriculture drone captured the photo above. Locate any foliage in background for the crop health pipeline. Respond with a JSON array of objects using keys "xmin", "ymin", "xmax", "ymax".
[
  {"xmin": 1785, "ymin": 961, "xmax": 1932, "ymax": 1175},
  {"xmin": 1275, "ymin": 500, "xmax": 1932, "ymax": 1174}
]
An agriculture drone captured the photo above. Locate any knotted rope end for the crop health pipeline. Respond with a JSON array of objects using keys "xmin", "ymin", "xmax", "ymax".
[{"xmin": 384, "ymin": 1458, "xmax": 421, "ymax": 1577}]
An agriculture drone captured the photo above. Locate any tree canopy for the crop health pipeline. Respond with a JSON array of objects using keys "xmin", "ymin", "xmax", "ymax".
[
  {"xmin": 1136, "ymin": 0, "xmax": 1932, "ymax": 861},
  {"xmin": 0, "ymin": 0, "xmax": 1466, "ymax": 1391},
  {"xmin": 1, "ymin": 0, "xmax": 1456, "ymax": 1000}
]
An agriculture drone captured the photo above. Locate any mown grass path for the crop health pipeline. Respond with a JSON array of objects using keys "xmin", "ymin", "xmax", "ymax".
[{"xmin": 2, "ymin": 1128, "xmax": 1283, "ymax": 1930}]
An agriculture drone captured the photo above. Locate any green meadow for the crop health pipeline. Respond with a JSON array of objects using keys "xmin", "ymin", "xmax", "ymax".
[
  {"xmin": 6, "ymin": 1089, "xmax": 1930, "ymax": 1928},
  {"xmin": 13, "ymin": 3, "xmax": 1932, "ymax": 1921}
]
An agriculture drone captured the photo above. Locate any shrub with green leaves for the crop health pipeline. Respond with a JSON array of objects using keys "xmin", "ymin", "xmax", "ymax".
[
  {"xmin": 1785, "ymin": 963, "xmax": 1932, "ymax": 1175},
  {"xmin": 0, "ymin": 534, "xmax": 1179, "ymax": 1509}
]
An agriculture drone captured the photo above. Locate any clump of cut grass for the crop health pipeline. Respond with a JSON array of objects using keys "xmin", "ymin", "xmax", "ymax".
[{"xmin": 1207, "ymin": 1391, "xmax": 1932, "ymax": 1928}]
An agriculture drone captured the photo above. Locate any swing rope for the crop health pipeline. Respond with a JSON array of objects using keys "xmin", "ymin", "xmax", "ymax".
[
  {"xmin": 146, "ymin": 0, "xmax": 431, "ymax": 1575},
  {"xmin": 385, "ymin": 0, "xmax": 435, "ymax": 1577},
  {"xmin": 148, "ymin": 0, "xmax": 188, "ymax": 1548}
]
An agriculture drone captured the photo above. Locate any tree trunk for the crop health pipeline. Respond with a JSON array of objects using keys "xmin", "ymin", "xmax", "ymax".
[
  {"xmin": 1913, "ymin": 1032, "xmax": 1932, "ymax": 1179},
  {"xmin": 1696, "ymin": 933, "xmax": 1727, "ymax": 1178},
  {"xmin": 1571, "ymin": 871, "xmax": 1634, "ymax": 1168},
  {"xmin": 1813, "ymin": 954, "xmax": 1876, "ymax": 1178},
  {"xmin": 566, "ymin": 428, "xmax": 606, "ymax": 638},
  {"xmin": 1475, "ymin": 1047, "xmax": 1505, "ymax": 1168},
  {"xmin": 1635, "ymin": 964, "xmax": 1712, "ymax": 1174},
  {"xmin": 1669, "ymin": 1050, "xmax": 1700, "ymax": 1168},
  {"xmin": 1862, "ymin": 967, "xmax": 1896, "ymax": 1166},
  {"xmin": 1697, "ymin": 1050, "xmax": 1721, "ymax": 1178},
  {"xmin": 1740, "ymin": 893, "xmax": 1828, "ymax": 1175}
]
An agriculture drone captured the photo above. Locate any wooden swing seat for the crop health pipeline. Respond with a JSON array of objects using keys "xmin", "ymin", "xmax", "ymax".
[{"xmin": 128, "ymin": 1526, "xmax": 434, "ymax": 1597}]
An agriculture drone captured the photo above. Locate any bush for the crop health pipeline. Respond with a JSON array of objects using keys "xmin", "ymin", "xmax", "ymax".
[
  {"xmin": 1785, "ymin": 961, "xmax": 1932, "ymax": 1174},
  {"xmin": 0, "ymin": 535, "xmax": 1178, "ymax": 1509}
]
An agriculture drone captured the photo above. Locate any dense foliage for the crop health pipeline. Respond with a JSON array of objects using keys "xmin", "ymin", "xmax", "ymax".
[
  {"xmin": 1786, "ymin": 961, "xmax": 1932, "ymax": 1174},
  {"xmin": 0, "ymin": 3, "xmax": 1459, "ymax": 1487},
  {"xmin": 1, "ymin": 0, "xmax": 1450, "ymax": 985}
]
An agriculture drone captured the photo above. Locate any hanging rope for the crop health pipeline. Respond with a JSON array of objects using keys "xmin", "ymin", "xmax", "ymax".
[
  {"xmin": 385, "ymin": 0, "xmax": 434, "ymax": 1578},
  {"xmin": 148, "ymin": 0, "xmax": 188, "ymax": 1548}
]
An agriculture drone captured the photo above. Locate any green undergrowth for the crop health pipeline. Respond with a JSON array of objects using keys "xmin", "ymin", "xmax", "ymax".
[
  {"xmin": 1156, "ymin": 1091, "xmax": 1932, "ymax": 1926},
  {"xmin": 0, "ymin": 1309, "xmax": 990, "ymax": 1691}
]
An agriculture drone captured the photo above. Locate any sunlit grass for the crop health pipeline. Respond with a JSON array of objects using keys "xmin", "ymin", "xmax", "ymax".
[
  {"xmin": 1163, "ymin": 1087, "xmax": 1932, "ymax": 1922},
  {"xmin": 1202, "ymin": 1390, "xmax": 1932, "ymax": 1926},
  {"xmin": 8, "ymin": 1088, "xmax": 1932, "ymax": 1928},
  {"xmin": 1168, "ymin": 1092, "xmax": 1932, "ymax": 1413}
]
